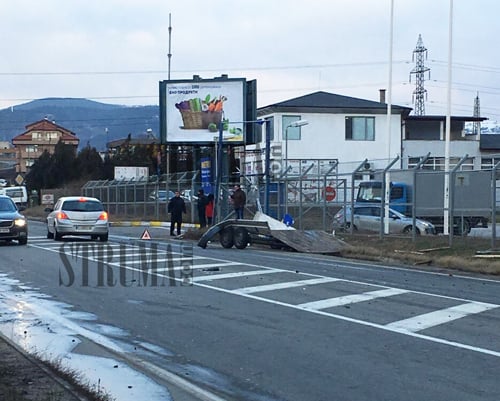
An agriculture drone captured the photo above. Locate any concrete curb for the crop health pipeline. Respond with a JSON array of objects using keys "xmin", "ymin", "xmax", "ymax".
[{"xmin": 110, "ymin": 221, "xmax": 199, "ymax": 229}]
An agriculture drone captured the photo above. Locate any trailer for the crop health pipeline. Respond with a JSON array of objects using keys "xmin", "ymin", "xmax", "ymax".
[{"xmin": 198, "ymin": 212, "xmax": 346, "ymax": 254}]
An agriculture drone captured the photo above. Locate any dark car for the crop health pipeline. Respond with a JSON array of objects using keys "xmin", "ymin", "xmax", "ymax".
[{"xmin": 0, "ymin": 195, "xmax": 28, "ymax": 245}]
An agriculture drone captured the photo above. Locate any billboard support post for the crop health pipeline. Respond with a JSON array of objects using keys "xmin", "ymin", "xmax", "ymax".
[{"xmin": 214, "ymin": 120, "xmax": 224, "ymax": 224}]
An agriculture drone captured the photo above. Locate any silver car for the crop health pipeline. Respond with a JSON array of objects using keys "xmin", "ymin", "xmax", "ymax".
[
  {"xmin": 333, "ymin": 204, "xmax": 435, "ymax": 235},
  {"xmin": 46, "ymin": 196, "xmax": 109, "ymax": 241}
]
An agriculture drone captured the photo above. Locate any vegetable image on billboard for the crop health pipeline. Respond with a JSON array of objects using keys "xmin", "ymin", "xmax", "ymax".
[{"xmin": 164, "ymin": 79, "xmax": 245, "ymax": 143}]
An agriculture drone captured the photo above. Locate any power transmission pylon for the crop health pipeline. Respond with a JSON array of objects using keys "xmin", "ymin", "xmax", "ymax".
[
  {"xmin": 410, "ymin": 34, "xmax": 430, "ymax": 116},
  {"xmin": 473, "ymin": 92, "xmax": 481, "ymax": 135}
]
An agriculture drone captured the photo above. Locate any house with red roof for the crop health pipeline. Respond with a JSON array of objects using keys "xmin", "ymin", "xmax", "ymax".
[{"xmin": 12, "ymin": 119, "xmax": 79, "ymax": 174}]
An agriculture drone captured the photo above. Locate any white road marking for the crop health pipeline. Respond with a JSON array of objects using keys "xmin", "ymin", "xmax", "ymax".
[
  {"xmin": 193, "ymin": 269, "xmax": 280, "ymax": 282},
  {"xmin": 28, "ymin": 237, "xmax": 500, "ymax": 357},
  {"xmin": 297, "ymin": 288, "xmax": 409, "ymax": 310},
  {"xmin": 385, "ymin": 301, "xmax": 499, "ymax": 332},
  {"xmin": 234, "ymin": 277, "xmax": 341, "ymax": 294}
]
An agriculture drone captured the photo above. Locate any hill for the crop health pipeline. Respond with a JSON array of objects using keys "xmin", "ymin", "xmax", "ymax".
[{"xmin": 0, "ymin": 98, "xmax": 159, "ymax": 150}]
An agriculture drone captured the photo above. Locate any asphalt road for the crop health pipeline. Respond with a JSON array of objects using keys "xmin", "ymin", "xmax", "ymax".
[{"xmin": 1, "ymin": 220, "xmax": 499, "ymax": 401}]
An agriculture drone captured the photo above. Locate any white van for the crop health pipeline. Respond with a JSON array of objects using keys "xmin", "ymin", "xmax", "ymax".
[{"xmin": 0, "ymin": 186, "xmax": 28, "ymax": 207}]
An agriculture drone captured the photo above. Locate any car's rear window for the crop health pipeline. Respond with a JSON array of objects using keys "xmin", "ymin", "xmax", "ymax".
[{"xmin": 62, "ymin": 200, "xmax": 104, "ymax": 212}]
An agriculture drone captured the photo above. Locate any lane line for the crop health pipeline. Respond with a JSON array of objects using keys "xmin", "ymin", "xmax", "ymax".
[
  {"xmin": 386, "ymin": 301, "xmax": 499, "ymax": 332},
  {"xmin": 193, "ymin": 269, "xmax": 280, "ymax": 282},
  {"xmin": 28, "ymin": 238, "xmax": 500, "ymax": 357},
  {"xmin": 297, "ymin": 288, "xmax": 409, "ymax": 310},
  {"xmin": 233, "ymin": 277, "xmax": 342, "ymax": 294}
]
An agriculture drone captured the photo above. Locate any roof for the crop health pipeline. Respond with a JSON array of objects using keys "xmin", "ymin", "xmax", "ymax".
[
  {"xmin": 107, "ymin": 136, "xmax": 159, "ymax": 148},
  {"xmin": 257, "ymin": 91, "xmax": 412, "ymax": 116},
  {"xmin": 406, "ymin": 115, "xmax": 488, "ymax": 122},
  {"xmin": 12, "ymin": 119, "xmax": 79, "ymax": 143},
  {"xmin": 480, "ymin": 134, "xmax": 500, "ymax": 150}
]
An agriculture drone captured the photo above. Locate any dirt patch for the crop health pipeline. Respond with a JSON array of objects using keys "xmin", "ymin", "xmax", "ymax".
[{"xmin": 0, "ymin": 334, "xmax": 86, "ymax": 401}]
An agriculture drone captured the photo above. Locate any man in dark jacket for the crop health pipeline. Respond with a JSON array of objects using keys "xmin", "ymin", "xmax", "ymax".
[
  {"xmin": 168, "ymin": 191, "xmax": 186, "ymax": 236},
  {"xmin": 230, "ymin": 184, "xmax": 246, "ymax": 219}
]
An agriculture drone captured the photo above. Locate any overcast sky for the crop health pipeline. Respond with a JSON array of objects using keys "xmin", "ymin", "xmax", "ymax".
[{"xmin": 1, "ymin": 0, "xmax": 500, "ymax": 121}]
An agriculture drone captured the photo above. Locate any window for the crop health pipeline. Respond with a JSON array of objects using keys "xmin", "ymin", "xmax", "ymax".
[
  {"xmin": 481, "ymin": 157, "xmax": 500, "ymax": 170},
  {"xmin": 26, "ymin": 145, "xmax": 38, "ymax": 153},
  {"xmin": 408, "ymin": 156, "xmax": 475, "ymax": 171},
  {"xmin": 283, "ymin": 115, "xmax": 302, "ymax": 140},
  {"xmin": 345, "ymin": 117, "xmax": 375, "ymax": 141}
]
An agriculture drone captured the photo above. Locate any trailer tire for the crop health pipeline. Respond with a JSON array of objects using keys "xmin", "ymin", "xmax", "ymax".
[
  {"xmin": 219, "ymin": 227, "xmax": 234, "ymax": 248},
  {"xmin": 454, "ymin": 218, "xmax": 471, "ymax": 236},
  {"xmin": 233, "ymin": 227, "xmax": 250, "ymax": 249}
]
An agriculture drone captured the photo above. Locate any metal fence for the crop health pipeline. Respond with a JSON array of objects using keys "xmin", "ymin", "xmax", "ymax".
[{"xmin": 81, "ymin": 159, "xmax": 500, "ymax": 247}]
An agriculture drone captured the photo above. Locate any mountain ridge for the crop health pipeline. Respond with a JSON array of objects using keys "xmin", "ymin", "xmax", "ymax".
[{"xmin": 0, "ymin": 98, "xmax": 159, "ymax": 150}]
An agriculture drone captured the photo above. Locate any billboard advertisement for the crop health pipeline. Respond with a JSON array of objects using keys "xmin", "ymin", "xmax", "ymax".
[{"xmin": 160, "ymin": 78, "xmax": 246, "ymax": 144}]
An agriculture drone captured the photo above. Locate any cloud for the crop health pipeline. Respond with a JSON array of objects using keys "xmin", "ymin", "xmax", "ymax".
[{"xmin": 0, "ymin": 0, "xmax": 499, "ymax": 120}]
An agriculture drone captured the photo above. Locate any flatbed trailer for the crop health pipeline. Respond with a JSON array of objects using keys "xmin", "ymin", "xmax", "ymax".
[{"xmin": 198, "ymin": 213, "xmax": 346, "ymax": 254}]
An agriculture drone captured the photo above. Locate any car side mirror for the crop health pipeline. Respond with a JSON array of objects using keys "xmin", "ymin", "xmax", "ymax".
[
  {"xmin": 44, "ymin": 207, "xmax": 53, "ymax": 213},
  {"xmin": 17, "ymin": 206, "xmax": 26, "ymax": 211}
]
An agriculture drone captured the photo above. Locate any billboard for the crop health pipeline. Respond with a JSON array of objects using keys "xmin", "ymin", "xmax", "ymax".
[{"xmin": 160, "ymin": 77, "xmax": 246, "ymax": 144}]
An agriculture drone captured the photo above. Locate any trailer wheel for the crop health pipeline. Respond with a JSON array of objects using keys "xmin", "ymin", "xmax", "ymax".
[
  {"xmin": 454, "ymin": 218, "xmax": 471, "ymax": 236},
  {"xmin": 233, "ymin": 227, "xmax": 250, "ymax": 249},
  {"xmin": 219, "ymin": 227, "xmax": 234, "ymax": 248}
]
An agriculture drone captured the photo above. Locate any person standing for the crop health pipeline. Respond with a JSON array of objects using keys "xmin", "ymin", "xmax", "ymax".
[
  {"xmin": 230, "ymin": 184, "xmax": 246, "ymax": 219},
  {"xmin": 196, "ymin": 189, "xmax": 208, "ymax": 228},
  {"xmin": 205, "ymin": 193, "xmax": 215, "ymax": 226},
  {"xmin": 168, "ymin": 190, "xmax": 186, "ymax": 236}
]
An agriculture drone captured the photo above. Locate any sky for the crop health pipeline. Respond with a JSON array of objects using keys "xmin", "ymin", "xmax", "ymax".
[{"xmin": 1, "ymin": 0, "xmax": 500, "ymax": 122}]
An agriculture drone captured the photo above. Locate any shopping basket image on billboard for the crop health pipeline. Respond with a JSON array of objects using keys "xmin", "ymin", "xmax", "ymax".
[
  {"xmin": 175, "ymin": 95, "xmax": 226, "ymax": 130},
  {"xmin": 180, "ymin": 110, "xmax": 222, "ymax": 129}
]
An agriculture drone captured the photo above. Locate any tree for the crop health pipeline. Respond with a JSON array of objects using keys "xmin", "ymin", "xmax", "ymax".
[
  {"xmin": 49, "ymin": 139, "xmax": 78, "ymax": 186},
  {"xmin": 76, "ymin": 144, "xmax": 104, "ymax": 180},
  {"xmin": 25, "ymin": 150, "xmax": 54, "ymax": 191}
]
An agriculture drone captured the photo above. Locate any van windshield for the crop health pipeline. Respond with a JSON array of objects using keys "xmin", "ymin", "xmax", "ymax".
[{"xmin": 0, "ymin": 198, "xmax": 16, "ymax": 212}]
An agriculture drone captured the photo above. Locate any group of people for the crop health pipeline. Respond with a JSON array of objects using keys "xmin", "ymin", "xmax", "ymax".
[{"xmin": 167, "ymin": 184, "xmax": 246, "ymax": 236}]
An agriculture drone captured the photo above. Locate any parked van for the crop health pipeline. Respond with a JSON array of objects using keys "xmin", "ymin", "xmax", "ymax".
[{"xmin": 0, "ymin": 186, "xmax": 28, "ymax": 207}]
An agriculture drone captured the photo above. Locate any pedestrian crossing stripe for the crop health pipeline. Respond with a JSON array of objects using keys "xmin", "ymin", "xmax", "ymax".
[{"xmin": 140, "ymin": 229, "xmax": 152, "ymax": 240}]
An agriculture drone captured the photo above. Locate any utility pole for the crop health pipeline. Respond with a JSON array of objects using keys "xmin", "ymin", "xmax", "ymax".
[{"xmin": 410, "ymin": 34, "xmax": 430, "ymax": 116}]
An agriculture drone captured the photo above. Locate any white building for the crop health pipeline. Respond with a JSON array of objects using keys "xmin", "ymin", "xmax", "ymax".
[
  {"xmin": 244, "ymin": 90, "xmax": 494, "ymax": 177},
  {"xmin": 245, "ymin": 90, "xmax": 411, "ymax": 177}
]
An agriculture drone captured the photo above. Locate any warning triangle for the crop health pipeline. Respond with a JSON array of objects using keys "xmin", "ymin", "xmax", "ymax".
[{"xmin": 140, "ymin": 229, "xmax": 152, "ymax": 240}]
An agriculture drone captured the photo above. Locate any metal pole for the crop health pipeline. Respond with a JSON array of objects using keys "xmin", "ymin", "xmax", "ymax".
[
  {"xmin": 449, "ymin": 154, "xmax": 468, "ymax": 246},
  {"xmin": 264, "ymin": 119, "xmax": 271, "ymax": 215},
  {"xmin": 350, "ymin": 159, "xmax": 368, "ymax": 233},
  {"xmin": 214, "ymin": 121, "xmax": 224, "ymax": 223},
  {"xmin": 167, "ymin": 13, "xmax": 172, "ymax": 80},
  {"xmin": 492, "ymin": 162, "xmax": 500, "ymax": 249},
  {"xmin": 380, "ymin": 155, "xmax": 400, "ymax": 238},
  {"xmin": 443, "ymin": 0, "xmax": 454, "ymax": 235},
  {"xmin": 285, "ymin": 125, "xmax": 289, "ymax": 217},
  {"xmin": 386, "ymin": 0, "xmax": 394, "ymax": 160}
]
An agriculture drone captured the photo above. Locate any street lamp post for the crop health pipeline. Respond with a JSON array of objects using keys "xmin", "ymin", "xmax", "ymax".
[{"xmin": 284, "ymin": 119, "xmax": 309, "ymax": 216}]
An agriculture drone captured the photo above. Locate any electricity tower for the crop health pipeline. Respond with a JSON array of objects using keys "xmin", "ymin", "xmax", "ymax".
[
  {"xmin": 410, "ymin": 34, "xmax": 430, "ymax": 115},
  {"xmin": 473, "ymin": 92, "xmax": 481, "ymax": 135}
]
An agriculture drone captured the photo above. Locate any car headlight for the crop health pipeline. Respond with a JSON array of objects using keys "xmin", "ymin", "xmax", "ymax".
[{"xmin": 14, "ymin": 218, "xmax": 26, "ymax": 227}]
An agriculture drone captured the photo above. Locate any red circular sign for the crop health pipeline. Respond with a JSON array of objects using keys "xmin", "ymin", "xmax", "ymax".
[{"xmin": 323, "ymin": 186, "xmax": 336, "ymax": 201}]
